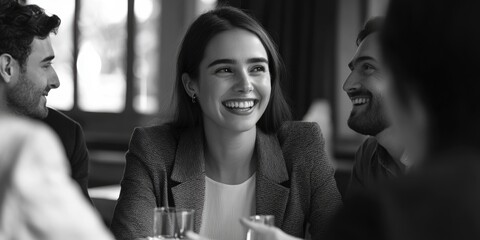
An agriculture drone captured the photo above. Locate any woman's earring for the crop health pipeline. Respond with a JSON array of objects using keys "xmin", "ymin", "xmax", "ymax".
[{"xmin": 191, "ymin": 93, "xmax": 197, "ymax": 103}]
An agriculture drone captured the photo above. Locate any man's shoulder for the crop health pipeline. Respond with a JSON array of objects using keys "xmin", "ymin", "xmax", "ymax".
[
  {"xmin": 43, "ymin": 108, "xmax": 81, "ymax": 130},
  {"xmin": 361, "ymin": 136, "xmax": 379, "ymax": 148},
  {"xmin": 356, "ymin": 137, "xmax": 379, "ymax": 157},
  {"xmin": 41, "ymin": 108, "xmax": 85, "ymax": 152},
  {"xmin": 351, "ymin": 137, "xmax": 381, "ymax": 172}
]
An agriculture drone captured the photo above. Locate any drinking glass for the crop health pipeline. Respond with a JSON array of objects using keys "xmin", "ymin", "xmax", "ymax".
[
  {"xmin": 245, "ymin": 215, "xmax": 275, "ymax": 240},
  {"xmin": 153, "ymin": 207, "xmax": 195, "ymax": 239}
]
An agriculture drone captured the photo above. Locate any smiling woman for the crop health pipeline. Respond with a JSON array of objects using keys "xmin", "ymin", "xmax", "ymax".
[
  {"xmin": 111, "ymin": 6, "xmax": 342, "ymax": 240},
  {"xmin": 182, "ymin": 28, "xmax": 271, "ymax": 134}
]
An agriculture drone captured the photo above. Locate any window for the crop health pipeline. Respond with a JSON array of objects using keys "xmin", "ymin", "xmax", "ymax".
[
  {"xmin": 26, "ymin": 0, "xmax": 216, "ymax": 143},
  {"xmin": 28, "ymin": 0, "xmax": 159, "ymax": 114},
  {"xmin": 134, "ymin": 0, "xmax": 161, "ymax": 114},
  {"xmin": 77, "ymin": 0, "xmax": 128, "ymax": 112}
]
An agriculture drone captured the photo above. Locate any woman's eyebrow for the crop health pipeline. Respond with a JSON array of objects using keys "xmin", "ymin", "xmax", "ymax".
[
  {"xmin": 246, "ymin": 57, "xmax": 268, "ymax": 64},
  {"xmin": 207, "ymin": 59, "xmax": 236, "ymax": 68},
  {"xmin": 207, "ymin": 57, "xmax": 269, "ymax": 68}
]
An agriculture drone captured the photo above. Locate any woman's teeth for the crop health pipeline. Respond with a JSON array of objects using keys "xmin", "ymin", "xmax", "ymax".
[{"xmin": 224, "ymin": 100, "xmax": 255, "ymax": 109}]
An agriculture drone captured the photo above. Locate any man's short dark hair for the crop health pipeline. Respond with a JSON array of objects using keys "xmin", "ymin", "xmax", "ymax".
[
  {"xmin": 0, "ymin": 0, "xmax": 61, "ymax": 68},
  {"xmin": 356, "ymin": 17, "xmax": 384, "ymax": 46}
]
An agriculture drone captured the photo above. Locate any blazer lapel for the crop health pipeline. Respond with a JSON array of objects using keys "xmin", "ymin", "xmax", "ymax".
[
  {"xmin": 255, "ymin": 128, "xmax": 290, "ymax": 228},
  {"xmin": 169, "ymin": 127, "xmax": 291, "ymax": 231},
  {"xmin": 171, "ymin": 127, "xmax": 206, "ymax": 232}
]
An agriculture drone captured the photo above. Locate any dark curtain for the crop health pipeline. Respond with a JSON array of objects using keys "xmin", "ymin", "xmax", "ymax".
[{"xmin": 219, "ymin": 0, "xmax": 337, "ymax": 119}]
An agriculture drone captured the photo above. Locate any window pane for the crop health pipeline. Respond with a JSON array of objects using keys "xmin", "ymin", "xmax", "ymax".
[
  {"xmin": 27, "ymin": 0, "xmax": 75, "ymax": 110},
  {"xmin": 133, "ymin": 0, "xmax": 161, "ymax": 114},
  {"xmin": 78, "ymin": 0, "xmax": 127, "ymax": 112},
  {"xmin": 196, "ymin": 0, "xmax": 217, "ymax": 15}
]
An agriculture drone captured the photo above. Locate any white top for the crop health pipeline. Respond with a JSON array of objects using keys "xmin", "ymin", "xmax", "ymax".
[
  {"xmin": 0, "ymin": 116, "xmax": 114, "ymax": 240},
  {"xmin": 200, "ymin": 173, "xmax": 256, "ymax": 240}
]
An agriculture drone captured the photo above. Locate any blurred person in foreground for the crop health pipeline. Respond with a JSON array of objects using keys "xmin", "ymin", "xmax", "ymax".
[
  {"xmin": 0, "ymin": 91, "xmax": 114, "ymax": 240},
  {"xmin": 343, "ymin": 17, "xmax": 410, "ymax": 199},
  {"xmin": 0, "ymin": 0, "xmax": 91, "ymax": 200},
  {"xmin": 111, "ymin": 6, "xmax": 341, "ymax": 240},
  {"xmin": 0, "ymin": 4, "xmax": 113, "ymax": 240},
  {"xmin": 240, "ymin": 0, "xmax": 480, "ymax": 239}
]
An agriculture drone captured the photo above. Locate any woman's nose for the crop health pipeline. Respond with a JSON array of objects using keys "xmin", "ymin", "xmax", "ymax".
[{"xmin": 235, "ymin": 71, "xmax": 253, "ymax": 93}]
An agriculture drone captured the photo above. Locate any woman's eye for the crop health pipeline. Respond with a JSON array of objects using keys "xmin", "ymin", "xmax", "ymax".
[
  {"xmin": 251, "ymin": 66, "xmax": 266, "ymax": 72},
  {"xmin": 215, "ymin": 67, "xmax": 232, "ymax": 74}
]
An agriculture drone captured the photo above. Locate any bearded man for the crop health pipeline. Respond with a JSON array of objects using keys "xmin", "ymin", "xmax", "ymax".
[{"xmin": 343, "ymin": 17, "xmax": 410, "ymax": 198}]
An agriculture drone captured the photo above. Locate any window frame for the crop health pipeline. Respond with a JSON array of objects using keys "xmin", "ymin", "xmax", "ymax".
[{"xmin": 59, "ymin": 0, "xmax": 200, "ymax": 148}]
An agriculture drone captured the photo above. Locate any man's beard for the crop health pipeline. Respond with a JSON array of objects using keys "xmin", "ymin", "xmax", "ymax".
[
  {"xmin": 6, "ymin": 74, "xmax": 49, "ymax": 119},
  {"xmin": 347, "ymin": 93, "xmax": 390, "ymax": 136}
]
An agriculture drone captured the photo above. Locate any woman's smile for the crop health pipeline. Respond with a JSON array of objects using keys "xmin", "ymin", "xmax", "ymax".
[{"xmin": 222, "ymin": 99, "xmax": 259, "ymax": 115}]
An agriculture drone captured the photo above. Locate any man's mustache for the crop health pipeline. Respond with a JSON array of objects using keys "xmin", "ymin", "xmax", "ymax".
[{"xmin": 347, "ymin": 89, "xmax": 372, "ymax": 99}]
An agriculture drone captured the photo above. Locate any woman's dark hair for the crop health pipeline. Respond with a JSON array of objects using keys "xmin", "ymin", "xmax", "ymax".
[
  {"xmin": 172, "ymin": 6, "xmax": 291, "ymax": 133},
  {"xmin": 0, "ymin": 0, "xmax": 61, "ymax": 68}
]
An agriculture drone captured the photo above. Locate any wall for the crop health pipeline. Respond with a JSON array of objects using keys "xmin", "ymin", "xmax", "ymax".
[{"xmin": 334, "ymin": 0, "xmax": 365, "ymax": 158}]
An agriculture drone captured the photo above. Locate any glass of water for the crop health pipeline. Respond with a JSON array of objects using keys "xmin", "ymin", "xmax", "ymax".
[
  {"xmin": 245, "ymin": 215, "xmax": 275, "ymax": 240},
  {"xmin": 153, "ymin": 207, "xmax": 195, "ymax": 239}
]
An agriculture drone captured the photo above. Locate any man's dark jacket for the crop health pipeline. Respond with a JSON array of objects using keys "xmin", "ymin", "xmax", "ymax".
[{"xmin": 42, "ymin": 108, "xmax": 90, "ymax": 200}]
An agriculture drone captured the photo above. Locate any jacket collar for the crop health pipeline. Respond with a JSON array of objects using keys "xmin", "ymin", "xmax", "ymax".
[
  {"xmin": 170, "ymin": 126, "xmax": 206, "ymax": 232},
  {"xmin": 171, "ymin": 126, "xmax": 290, "ymax": 229},
  {"xmin": 171, "ymin": 126, "xmax": 205, "ymax": 182},
  {"xmin": 254, "ymin": 128, "xmax": 290, "ymax": 228},
  {"xmin": 171, "ymin": 126, "xmax": 289, "ymax": 183},
  {"xmin": 254, "ymin": 128, "xmax": 289, "ymax": 183}
]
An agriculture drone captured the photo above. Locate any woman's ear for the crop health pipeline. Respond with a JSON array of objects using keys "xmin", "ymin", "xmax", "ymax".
[
  {"xmin": 181, "ymin": 73, "xmax": 198, "ymax": 98},
  {"xmin": 0, "ymin": 53, "xmax": 16, "ymax": 84}
]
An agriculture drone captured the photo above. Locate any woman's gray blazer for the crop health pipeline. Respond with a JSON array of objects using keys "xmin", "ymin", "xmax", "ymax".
[{"xmin": 111, "ymin": 121, "xmax": 341, "ymax": 240}]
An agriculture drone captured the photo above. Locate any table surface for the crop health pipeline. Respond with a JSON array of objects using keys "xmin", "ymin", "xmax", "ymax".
[{"xmin": 88, "ymin": 184, "xmax": 121, "ymax": 200}]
